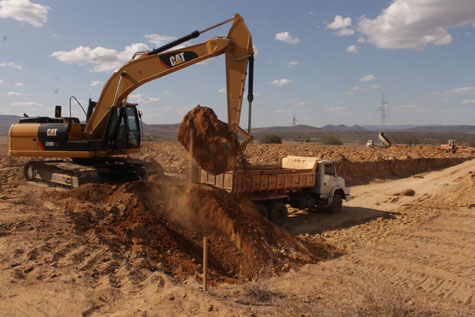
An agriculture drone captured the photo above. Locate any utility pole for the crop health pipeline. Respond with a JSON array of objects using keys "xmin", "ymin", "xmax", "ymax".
[
  {"xmin": 292, "ymin": 113, "xmax": 297, "ymax": 141},
  {"xmin": 377, "ymin": 94, "xmax": 389, "ymax": 134}
]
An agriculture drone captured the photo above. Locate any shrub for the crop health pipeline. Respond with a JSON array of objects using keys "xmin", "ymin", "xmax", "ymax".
[
  {"xmin": 321, "ymin": 135, "xmax": 343, "ymax": 145},
  {"xmin": 260, "ymin": 134, "xmax": 282, "ymax": 144}
]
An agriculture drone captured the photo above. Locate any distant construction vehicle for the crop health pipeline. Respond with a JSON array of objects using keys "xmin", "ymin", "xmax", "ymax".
[
  {"xmin": 199, "ymin": 156, "xmax": 351, "ymax": 224},
  {"xmin": 439, "ymin": 139, "xmax": 457, "ymax": 153},
  {"xmin": 366, "ymin": 132, "xmax": 391, "ymax": 148}
]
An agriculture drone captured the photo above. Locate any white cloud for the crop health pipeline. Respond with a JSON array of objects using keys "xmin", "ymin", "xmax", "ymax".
[
  {"xmin": 346, "ymin": 84, "xmax": 380, "ymax": 95},
  {"xmin": 287, "ymin": 60, "xmax": 300, "ymax": 68},
  {"xmin": 328, "ymin": 15, "xmax": 352, "ymax": 29},
  {"xmin": 0, "ymin": 0, "xmax": 49, "ymax": 27},
  {"xmin": 7, "ymin": 91, "xmax": 22, "ymax": 96},
  {"xmin": 90, "ymin": 80, "xmax": 103, "ymax": 87},
  {"xmin": 128, "ymin": 93, "xmax": 159, "ymax": 104},
  {"xmin": 10, "ymin": 101, "xmax": 42, "ymax": 106},
  {"xmin": 335, "ymin": 28, "xmax": 355, "ymax": 36},
  {"xmin": 358, "ymin": 0, "xmax": 475, "ymax": 50},
  {"xmin": 306, "ymin": 11, "xmax": 316, "ymax": 16},
  {"xmin": 325, "ymin": 106, "xmax": 349, "ymax": 113},
  {"xmin": 144, "ymin": 34, "xmax": 191, "ymax": 52},
  {"xmin": 291, "ymin": 99, "xmax": 306, "ymax": 107},
  {"xmin": 347, "ymin": 86, "xmax": 363, "ymax": 95},
  {"xmin": 0, "ymin": 79, "xmax": 3, "ymax": 84},
  {"xmin": 392, "ymin": 104, "xmax": 422, "ymax": 112},
  {"xmin": 217, "ymin": 88, "xmax": 226, "ymax": 94},
  {"xmin": 0, "ymin": 62, "xmax": 22, "ymax": 70},
  {"xmin": 346, "ymin": 45, "xmax": 359, "ymax": 53},
  {"xmin": 357, "ymin": 37, "xmax": 366, "ymax": 43},
  {"xmin": 144, "ymin": 34, "xmax": 177, "ymax": 47},
  {"xmin": 360, "ymin": 75, "xmax": 376, "ymax": 82},
  {"xmin": 252, "ymin": 45, "xmax": 259, "ymax": 59},
  {"xmin": 158, "ymin": 105, "xmax": 174, "ymax": 111},
  {"xmin": 14, "ymin": 82, "xmax": 23, "ymax": 87},
  {"xmin": 430, "ymin": 86, "xmax": 475, "ymax": 96},
  {"xmin": 272, "ymin": 108, "xmax": 294, "ymax": 113},
  {"xmin": 462, "ymin": 99, "xmax": 475, "ymax": 104},
  {"xmin": 275, "ymin": 32, "xmax": 300, "ymax": 44},
  {"xmin": 52, "ymin": 43, "xmax": 149, "ymax": 72},
  {"xmin": 269, "ymin": 78, "xmax": 293, "ymax": 87}
]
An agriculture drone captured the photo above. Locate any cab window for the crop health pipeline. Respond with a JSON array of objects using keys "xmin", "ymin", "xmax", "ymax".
[{"xmin": 324, "ymin": 163, "xmax": 335, "ymax": 176}]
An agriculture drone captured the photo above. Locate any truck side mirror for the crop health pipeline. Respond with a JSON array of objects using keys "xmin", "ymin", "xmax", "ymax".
[{"xmin": 55, "ymin": 105, "xmax": 62, "ymax": 118}]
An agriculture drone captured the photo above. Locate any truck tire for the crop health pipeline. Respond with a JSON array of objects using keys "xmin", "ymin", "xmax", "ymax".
[
  {"xmin": 330, "ymin": 193, "xmax": 342, "ymax": 213},
  {"xmin": 255, "ymin": 204, "xmax": 268, "ymax": 218},
  {"xmin": 269, "ymin": 201, "xmax": 288, "ymax": 225}
]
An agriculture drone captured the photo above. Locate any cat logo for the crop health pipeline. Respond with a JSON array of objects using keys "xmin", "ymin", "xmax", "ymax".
[
  {"xmin": 169, "ymin": 52, "xmax": 186, "ymax": 66},
  {"xmin": 46, "ymin": 128, "xmax": 58, "ymax": 137},
  {"xmin": 159, "ymin": 51, "xmax": 198, "ymax": 69}
]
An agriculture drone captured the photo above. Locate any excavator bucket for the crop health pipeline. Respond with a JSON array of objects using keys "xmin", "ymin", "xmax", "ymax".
[{"xmin": 177, "ymin": 105, "xmax": 239, "ymax": 175}]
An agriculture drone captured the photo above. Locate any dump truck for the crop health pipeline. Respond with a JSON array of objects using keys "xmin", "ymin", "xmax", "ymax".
[{"xmin": 199, "ymin": 156, "xmax": 351, "ymax": 224}]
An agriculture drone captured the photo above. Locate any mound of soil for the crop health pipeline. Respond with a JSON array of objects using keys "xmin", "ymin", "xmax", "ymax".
[
  {"xmin": 177, "ymin": 105, "xmax": 239, "ymax": 175},
  {"xmin": 51, "ymin": 179, "xmax": 328, "ymax": 282}
]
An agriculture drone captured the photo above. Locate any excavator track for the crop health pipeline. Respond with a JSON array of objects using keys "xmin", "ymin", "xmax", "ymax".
[{"xmin": 23, "ymin": 158, "xmax": 155, "ymax": 188}]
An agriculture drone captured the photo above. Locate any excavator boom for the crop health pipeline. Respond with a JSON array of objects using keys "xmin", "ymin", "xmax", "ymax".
[{"xmin": 85, "ymin": 14, "xmax": 253, "ymax": 141}]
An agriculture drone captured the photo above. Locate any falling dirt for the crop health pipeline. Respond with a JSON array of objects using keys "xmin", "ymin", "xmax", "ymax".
[{"xmin": 177, "ymin": 105, "xmax": 239, "ymax": 175}]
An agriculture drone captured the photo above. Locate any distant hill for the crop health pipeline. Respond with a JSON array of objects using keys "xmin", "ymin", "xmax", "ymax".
[
  {"xmin": 321, "ymin": 124, "xmax": 367, "ymax": 132},
  {"xmin": 0, "ymin": 115, "xmax": 21, "ymax": 133},
  {"xmin": 252, "ymin": 124, "xmax": 322, "ymax": 135},
  {"xmin": 142, "ymin": 123, "xmax": 179, "ymax": 137},
  {"xmin": 363, "ymin": 124, "xmax": 475, "ymax": 133},
  {"xmin": 1, "ymin": 115, "xmax": 474, "ymax": 145}
]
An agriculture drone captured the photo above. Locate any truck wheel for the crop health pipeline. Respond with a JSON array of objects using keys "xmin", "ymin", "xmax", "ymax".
[
  {"xmin": 330, "ymin": 194, "xmax": 343, "ymax": 213},
  {"xmin": 255, "ymin": 204, "xmax": 268, "ymax": 218},
  {"xmin": 269, "ymin": 201, "xmax": 288, "ymax": 225}
]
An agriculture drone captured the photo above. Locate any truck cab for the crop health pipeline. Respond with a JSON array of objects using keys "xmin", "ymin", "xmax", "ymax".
[{"xmin": 311, "ymin": 160, "xmax": 351, "ymax": 212}]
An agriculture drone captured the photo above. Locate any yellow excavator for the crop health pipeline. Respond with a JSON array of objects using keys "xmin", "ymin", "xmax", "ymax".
[{"xmin": 8, "ymin": 14, "xmax": 254, "ymax": 187}]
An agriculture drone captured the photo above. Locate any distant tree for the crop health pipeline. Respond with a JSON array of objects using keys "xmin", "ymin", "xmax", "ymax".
[
  {"xmin": 321, "ymin": 135, "xmax": 343, "ymax": 145},
  {"xmin": 304, "ymin": 137, "xmax": 311, "ymax": 143},
  {"xmin": 394, "ymin": 134, "xmax": 420, "ymax": 146},
  {"xmin": 260, "ymin": 134, "xmax": 282, "ymax": 144}
]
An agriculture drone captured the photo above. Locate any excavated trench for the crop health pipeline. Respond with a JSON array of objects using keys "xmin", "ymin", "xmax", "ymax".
[{"xmin": 338, "ymin": 157, "xmax": 468, "ymax": 186}]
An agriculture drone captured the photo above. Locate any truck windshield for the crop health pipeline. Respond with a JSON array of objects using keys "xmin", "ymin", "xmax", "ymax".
[{"xmin": 324, "ymin": 164, "xmax": 335, "ymax": 176}]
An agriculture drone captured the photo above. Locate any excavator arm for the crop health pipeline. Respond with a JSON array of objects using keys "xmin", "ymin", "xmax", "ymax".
[{"xmin": 85, "ymin": 13, "xmax": 254, "ymax": 147}]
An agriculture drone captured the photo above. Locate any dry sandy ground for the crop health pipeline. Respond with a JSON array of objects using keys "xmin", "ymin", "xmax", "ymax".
[{"xmin": 0, "ymin": 142, "xmax": 474, "ymax": 315}]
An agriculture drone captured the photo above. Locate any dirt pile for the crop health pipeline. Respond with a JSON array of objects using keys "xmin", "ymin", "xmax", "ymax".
[
  {"xmin": 50, "ymin": 179, "xmax": 328, "ymax": 281},
  {"xmin": 137, "ymin": 142, "xmax": 474, "ymax": 183},
  {"xmin": 177, "ymin": 105, "xmax": 238, "ymax": 175}
]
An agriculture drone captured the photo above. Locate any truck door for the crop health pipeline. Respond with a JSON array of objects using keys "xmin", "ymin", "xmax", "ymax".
[{"xmin": 321, "ymin": 163, "xmax": 337, "ymax": 198}]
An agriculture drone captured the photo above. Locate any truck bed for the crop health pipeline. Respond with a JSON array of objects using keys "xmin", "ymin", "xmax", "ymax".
[{"xmin": 199, "ymin": 164, "xmax": 315, "ymax": 196}]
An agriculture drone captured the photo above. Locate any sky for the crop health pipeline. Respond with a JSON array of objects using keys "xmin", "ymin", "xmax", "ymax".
[{"xmin": 1, "ymin": 0, "xmax": 475, "ymax": 128}]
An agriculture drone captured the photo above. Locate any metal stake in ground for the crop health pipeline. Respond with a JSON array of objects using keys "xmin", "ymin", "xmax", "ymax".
[{"xmin": 203, "ymin": 237, "xmax": 208, "ymax": 292}]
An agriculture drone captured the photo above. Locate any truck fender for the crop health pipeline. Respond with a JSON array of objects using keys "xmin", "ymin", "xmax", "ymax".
[{"xmin": 329, "ymin": 186, "xmax": 351, "ymax": 203}]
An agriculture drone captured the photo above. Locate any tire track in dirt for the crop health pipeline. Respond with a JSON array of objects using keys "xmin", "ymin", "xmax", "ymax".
[{"xmin": 330, "ymin": 207, "xmax": 475, "ymax": 307}]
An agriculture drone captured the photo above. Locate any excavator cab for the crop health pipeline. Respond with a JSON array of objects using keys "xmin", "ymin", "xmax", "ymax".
[{"xmin": 103, "ymin": 104, "xmax": 141, "ymax": 151}]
